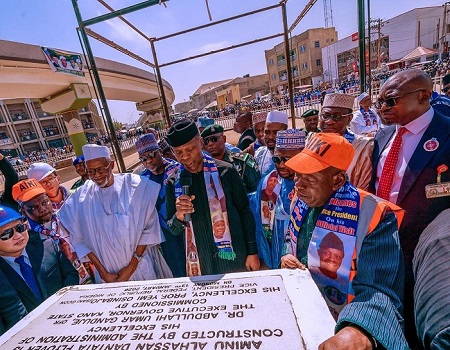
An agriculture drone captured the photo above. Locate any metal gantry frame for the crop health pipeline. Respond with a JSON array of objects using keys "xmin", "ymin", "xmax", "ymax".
[{"xmin": 70, "ymin": 0, "xmax": 320, "ymax": 171}]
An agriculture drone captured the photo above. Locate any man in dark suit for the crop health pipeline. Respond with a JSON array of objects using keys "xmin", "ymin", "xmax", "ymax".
[
  {"xmin": 0, "ymin": 205, "xmax": 78, "ymax": 331},
  {"xmin": 369, "ymin": 69, "xmax": 450, "ymax": 348},
  {"xmin": 234, "ymin": 111, "xmax": 256, "ymax": 151}
]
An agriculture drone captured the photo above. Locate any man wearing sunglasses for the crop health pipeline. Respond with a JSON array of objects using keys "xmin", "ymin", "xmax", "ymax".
[
  {"xmin": 201, "ymin": 124, "xmax": 260, "ymax": 193},
  {"xmin": 318, "ymin": 93, "xmax": 373, "ymax": 191},
  {"xmin": 0, "ymin": 205, "xmax": 78, "ymax": 330},
  {"xmin": 27, "ymin": 162, "xmax": 69, "ymax": 210},
  {"xmin": 134, "ymin": 133, "xmax": 185, "ymax": 278},
  {"xmin": 58, "ymin": 144, "xmax": 172, "ymax": 284},
  {"xmin": 369, "ymin": 68, "xmax": 450, "ymax": 348},
  {"xmin": 249, "ymin": 129, "xmax": 305, "ymax": 269}
]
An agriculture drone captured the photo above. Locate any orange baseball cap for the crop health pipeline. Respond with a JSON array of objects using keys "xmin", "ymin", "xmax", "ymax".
[
  {"xmin": 285, "ymin": 133, "xmax": 354, "ymax": 174},
  {"xmin": 12, "ymin": 179, "xmax": 46, "ymax": 203}
]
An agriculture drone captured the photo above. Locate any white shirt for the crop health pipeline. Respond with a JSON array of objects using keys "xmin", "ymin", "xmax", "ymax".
[
  {"xmin": 58, "ymin": 173, "xmax": 166, "ymax": 282},
  {"xmin": 376, "ymin": 107, "xmax": 434, "ymax": 204},
  {"xmin": 1, "ymin": 252, "xmax": 31, "ymax": 280}
]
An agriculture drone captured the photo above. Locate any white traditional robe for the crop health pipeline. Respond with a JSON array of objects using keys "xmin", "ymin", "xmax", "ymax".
[{"xmin": 58, "ymin": 173, "xmax": 169, "ymax": 282}]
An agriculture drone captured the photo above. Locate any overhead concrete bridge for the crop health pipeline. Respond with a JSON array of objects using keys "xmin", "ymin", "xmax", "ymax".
[{"xmin": 0, "ymin": 39, "xmax": 174, "ymax": 112}]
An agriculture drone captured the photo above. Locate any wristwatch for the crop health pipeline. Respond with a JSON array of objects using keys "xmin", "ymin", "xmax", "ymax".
[{"xmin": 132, "ymin": 252, "xmax": 143, "ymax": 262}]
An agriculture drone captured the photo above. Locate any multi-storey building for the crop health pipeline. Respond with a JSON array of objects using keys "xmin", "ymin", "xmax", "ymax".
[
  {"xmin": 322, "ymin": 6, "xmax": 447, "ymax": 82},
  {"xmin": 0, "ymin": 98, "xmax": 105, "ymax": 157},
  {"xmin": 174, "ymin": 74, "xmax": 269, "ymax": 113},
  {"xmin": 265, "ymin": 27, "xmax": 338, "ymax": 95}
]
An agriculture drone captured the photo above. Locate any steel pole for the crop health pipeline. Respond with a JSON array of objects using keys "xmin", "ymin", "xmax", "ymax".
[
  {"xmin": 282, "ymin": 1, "xmax": 296, "ymax": 128},
  {"xmin": 71, "ymin": 0, "xmax": 126, "ymax": 172},
  {"xmin": 150, "ymin": 40, "xmax": 171, "ymax": 128},
  {"xmin": 357, "ymin": 0, "xmax": 366, "ymax": 93}
]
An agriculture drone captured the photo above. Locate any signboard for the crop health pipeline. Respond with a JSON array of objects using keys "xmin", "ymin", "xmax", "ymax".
[
  {"xmin": 0, "ymin": 270, "xmax": 335, "ymax": 350},
  {"xmin": 41, "ymin": 47, "xmax": 85, "ymax": 77},
  {"xmin": 351, "ymin": 33, "xmax": 358, "ymax": 41}
]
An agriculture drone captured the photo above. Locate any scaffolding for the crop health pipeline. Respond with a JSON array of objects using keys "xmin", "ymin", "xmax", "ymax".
[{"xmin": 70, "ymin": 0, "xmax": 320, "ymax": 171}]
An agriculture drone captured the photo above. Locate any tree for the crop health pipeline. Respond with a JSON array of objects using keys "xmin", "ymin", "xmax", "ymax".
[{"xmin": 112, "ymin": 119, "xmax": 123, "ymax": 131}]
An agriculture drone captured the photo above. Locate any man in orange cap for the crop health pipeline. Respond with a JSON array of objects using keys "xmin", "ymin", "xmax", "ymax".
[
  {"xmin": 12, "ymin": 179, "xmax": 92, "ymax": 284},
  {"xmin": 281, "ymin": 133, "xmax": 407, "ymax": 350}
]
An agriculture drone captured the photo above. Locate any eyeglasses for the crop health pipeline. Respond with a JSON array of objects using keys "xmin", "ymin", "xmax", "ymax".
[
  {"xmin": 40, "ymin": 176, "xmax": 58, "ymax": 187},
  {"xmin": 0, "ymin": 222, "xmax": 27, "ymax": 241},
  {"xmin": 86, "ymin": 162, "xmax": 112, "ymax": 176},
  {"xmin": 24, "ymin": 198, "xmax": 51, "ymax": 213},
  {"xmin": 272, "ymin": 156, "xmax": 291, "ymax": 164},
  {"xmin": 139, "ymin": 151, "xmax": 158, "ymax": 162},
  {"xmin": 319, "ymin": 112, "xmax": 353, "ymax": 122},
  {"xmin": 443, "ymin": 86, "xmax": 450, "ymax": 93},
  {"xmin": 374, "ymin": 89, "xmax": 425, "ymax": 109},
  {"xmin": 203, "ymin": 135, "xmax": 221, "ymax": 145}
]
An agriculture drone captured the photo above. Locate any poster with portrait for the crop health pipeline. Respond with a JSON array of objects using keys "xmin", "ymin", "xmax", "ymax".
[
  {"xmin": 41, "ymin": 46, "xmax": 85, "ymax": 77},
  {"xmin": 260, "ymin": 171, "xmax": 281, "ymax": 236},
  {"xmin": 307, "ymin": 228, "xmax": 356, "ymax": 318}
]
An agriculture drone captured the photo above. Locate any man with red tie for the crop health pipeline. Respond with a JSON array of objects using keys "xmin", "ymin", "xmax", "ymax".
[{"xmin": 369, "ymin": 68, "xmax": 450, "ymax": 348}]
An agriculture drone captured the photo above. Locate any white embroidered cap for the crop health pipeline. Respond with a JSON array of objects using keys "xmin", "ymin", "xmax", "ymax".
[
  {"xmin": 357, "ymin": 92, "xmax": 370, "ymax": 104},
  {"xmin": 82, "ymin": 144, "xmax": 110, "ymax": 161},
  {"xmin": 266, "ymin": 110, "xmax": 288, "ymax": 125}
]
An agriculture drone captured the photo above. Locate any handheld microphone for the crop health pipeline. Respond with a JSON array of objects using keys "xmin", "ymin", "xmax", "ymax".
[{"xmin": 179, "ymin": 171, "xmax": 193, "ymax": 221}]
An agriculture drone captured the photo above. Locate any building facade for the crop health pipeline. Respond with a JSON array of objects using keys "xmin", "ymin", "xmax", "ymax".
[
  {"xmin": 0, "ymin": 98, "xmax": 105, "ymax": 157},
  {"xmin": 265, "ymin": 27, "xmax": 338, "ymax": 95},
  {"xmin": 174, "ymin": 74, "xmax": 269, "ymax": 113},
  {"xmin": 322, "ymin": 6, "xmax": 447, "ymax": 82}
]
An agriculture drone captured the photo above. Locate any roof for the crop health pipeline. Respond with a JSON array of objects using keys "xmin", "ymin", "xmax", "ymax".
[
  {"xmin": 193, "ymin": 79, "xmax": 233, "ymax": 95},
  {"xmin": 401, "ymin": 47, "xmax": 437, "ymax": 61}
]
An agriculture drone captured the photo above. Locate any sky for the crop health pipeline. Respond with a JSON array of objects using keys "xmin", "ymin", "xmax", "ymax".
[{"xmin": 1, "ymin": 0, "xmax": 442, "ymax": 123}]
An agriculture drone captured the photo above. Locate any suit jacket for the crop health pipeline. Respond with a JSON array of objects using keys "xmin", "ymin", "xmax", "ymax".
[
  {"xmin": 369, "ymin": 110, "xmax": 450, "ymax": 346},
  {"xmin": 0, "ymin": 231, "xmax": 79, "ymax": 316},
  {"xmin": 0, "ymin": 269, "xmax": 27, "ymax": 335}
]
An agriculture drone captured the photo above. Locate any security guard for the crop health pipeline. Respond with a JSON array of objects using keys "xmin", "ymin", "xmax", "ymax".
[
  {"xmin": 300, "ymin": 109, "xmax": 320, "ymax": 135},
  {"xmin": 201, "ymin": 124, "xmax": 261, "ymax": 193}
]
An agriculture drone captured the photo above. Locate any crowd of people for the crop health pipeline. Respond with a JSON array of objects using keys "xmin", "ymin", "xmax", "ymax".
[{"xmin": 0, "ymin": 68, "xmax": 449, "ymax": 350}]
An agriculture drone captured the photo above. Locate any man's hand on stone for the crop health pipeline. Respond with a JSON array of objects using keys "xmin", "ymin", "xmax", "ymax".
[
  {"xmin": 101, "ymin": 271, "xmax": 118, "ymax": 283},
  {"xmin": 245, "ymin": 254, "xmax": 260, "ymax": 271},
  {"xmin": 280, "ymin": 254, "xmax": 306, "ymax": 270},
  {"xmin": 117, "ymin": 261, "xmax": 138, "ymax": 282},
  {"xmin": 175, "ymin": 194, "xmax": 195, "ymax": 222},
  {"xmin": 318, "ymin": 326, "xmax": 374, "ymax": 350}
]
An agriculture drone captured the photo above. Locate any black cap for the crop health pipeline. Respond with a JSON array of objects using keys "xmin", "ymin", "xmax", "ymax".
[
  {"xmin": 200, "ymin": 124, "xmax": 224, "ymax": 138},
  {"xmin": 301, "ymin": 109, "xmax": 319, "ymax": 118},
  {"xmin": 319, "ymin": 232, "xmax": 344, "ymax": 252},
  {"xmin": 166, "ymin": 119, "xmax": 199, "ymax": 147}
]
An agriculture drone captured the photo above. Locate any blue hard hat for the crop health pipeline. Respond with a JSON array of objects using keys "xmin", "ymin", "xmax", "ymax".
[{"xmin": 0, "ymin": 206, "xmax": 22, "ymax": 227}]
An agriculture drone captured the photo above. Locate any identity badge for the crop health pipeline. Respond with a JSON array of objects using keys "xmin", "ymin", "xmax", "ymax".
[{"xmin": 425, "ymin": 164, "xmax": 450, "ymax": 198}]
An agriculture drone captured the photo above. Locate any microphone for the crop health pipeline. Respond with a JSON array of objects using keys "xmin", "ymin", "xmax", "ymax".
[{"xmin": 179, "ymin": 171, "xmax": 192, "ymax": 221}]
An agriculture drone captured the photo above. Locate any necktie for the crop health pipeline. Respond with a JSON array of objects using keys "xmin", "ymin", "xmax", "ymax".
[
  {"xmin": 15, "ymin": 255, "xmax": 42, "ymax": 301},
  {"xmin": 377, "ymin": 127, "xmax": 407, "ymax": 201}
]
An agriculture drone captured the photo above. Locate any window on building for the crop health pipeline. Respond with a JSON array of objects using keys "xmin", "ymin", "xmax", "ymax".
[
  {"xmin": 292, "ymin": 66, "xmax": 298, "ymax": 77},
  {"xmin": 314, "ymin": 41, "xmax": 320, "ymax": 48},
  {"xmin": 300, "ymin": 45, "xmax": 306, "ymax": 53},
  {"xmin": 316, "ymin": 59, "xmax": 322, "ymax": 67},
  {"xmin": 302, "ymin": 62, "xmax": 308, "ymax": 70},
  {"xmin": 271, "ymin": 73, "xmax": 277, "ymax": 81},
  {"xmin": 269, "ymin": 58, "xmax": 274, "ymax": 66},
  {"xmin": 279, "ymin": 70, "xmax": 287, "ymax": 81},
  {"xmin": 277, "ymin": 54, "xmax": 286, "ymax": 66},
  {"xmin": 290, "ymin": 49, "xmax": 297, "ymax": 61}
]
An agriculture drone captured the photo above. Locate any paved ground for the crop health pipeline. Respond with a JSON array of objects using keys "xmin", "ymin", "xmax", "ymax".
[{"xmin": 61, "ymin": 117, "xmax": 305, "ymax": 189}]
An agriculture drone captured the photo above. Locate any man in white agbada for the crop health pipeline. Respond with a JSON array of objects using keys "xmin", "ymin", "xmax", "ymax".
[{"xmin": 58, "ymin": 144, "xmax": 171, "ymax": 283}]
